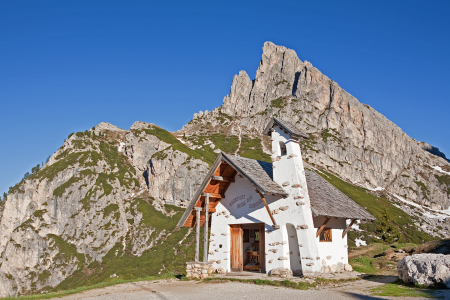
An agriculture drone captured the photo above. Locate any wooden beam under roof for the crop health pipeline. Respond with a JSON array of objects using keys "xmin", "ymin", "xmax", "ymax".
[
  {"xmin": 202, "ymin": 192, "xmax": 224, "ymax": 199},
  {"xmin": 212, "ymin": 176, "xmax": 235, "ymax": 182},
  {"xmin": 316, "ymin": 217, "xmax": 331, "ymax": 238},
  {"xmin": 256, "ymin": 190, "xmax": 278, "ymax": 228},
  {"xmin": 342, "ymin": 219, "xmax": 356, "ymax": 238}
]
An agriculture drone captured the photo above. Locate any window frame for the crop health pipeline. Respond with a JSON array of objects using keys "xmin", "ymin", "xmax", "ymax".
[{"xmin": 319, "ymin": 227, "xmax": 332, "ymax": 242}]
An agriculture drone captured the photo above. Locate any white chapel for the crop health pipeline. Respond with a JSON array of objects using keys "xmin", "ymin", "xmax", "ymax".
[{"xmin": 177, "ymin": 117, "xmax": 375, "ymax": 275}]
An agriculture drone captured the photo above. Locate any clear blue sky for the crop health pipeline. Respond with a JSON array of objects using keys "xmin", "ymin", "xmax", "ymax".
[{"xmin": 1, "ymin": 0, "xmax": 449, "ymax": 196}]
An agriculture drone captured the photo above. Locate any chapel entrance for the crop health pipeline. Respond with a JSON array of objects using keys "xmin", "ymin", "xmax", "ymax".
[{"xmin": 230, "ymin": 223, "xmax": 265, "ymax": 272}]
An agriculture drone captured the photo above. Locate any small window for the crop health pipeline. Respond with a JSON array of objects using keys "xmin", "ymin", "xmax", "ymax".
[
  {"xmin": 319, "ymin": 228, "xmax": 332, "ymax": 242},
  {"xmin": 279, "ymin": 141, "xmax": 287, "ymax": 156}
]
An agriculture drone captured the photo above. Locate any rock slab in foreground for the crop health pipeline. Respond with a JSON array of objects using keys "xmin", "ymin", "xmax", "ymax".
[{"xmin": 397, "ymin": 254, "xmax": 450, "ymax": 288}]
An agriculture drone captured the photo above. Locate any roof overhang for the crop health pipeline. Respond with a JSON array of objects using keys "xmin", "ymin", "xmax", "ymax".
[{"xmin": 262, "ymin": 117, "xmax": 309, "ymax": 140}]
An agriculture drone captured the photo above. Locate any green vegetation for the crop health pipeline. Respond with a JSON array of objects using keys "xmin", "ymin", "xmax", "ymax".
[
  {"xmin": 145, "ymin": 126, "xmax": 215, "ymax": 165},
  {"xmin": 203, "ymin": 276, "xmax": 360, "ymax": 290},
  {"xmin": 37, "ymin": 271, "xmax": 51, "ymax": 282},
  {"xmin": 0, "ymin": 274, "xmax": 176, "ymax": 300},
  {"xmin": 47, "ymin": 234, "xmax": 85, "ymax": 268},
  {"xmin": 349, "ymin": 256, "xmax": 376, "ymax": 273},
  {"xmin": 183, "ymin": 132, "xmax": 270, "ymax": 163},
  {"xmin": 275, "ymin": 79, "xmax": 288, "ymax": 86},
  {"xmin": 53, "ymin": 170, "xmax": 94, "ymax": 197},
  {"xmin": 415, "ymin": 181, "xmax": 429, "ymax": 199},
  {"xmin": 300, "ymin": 134, "xmax": 318, "ymax": 153},
  {"xmin": 55, "ymin": 197, "xmax": 205, "ymax": 291},
  {"xmin": 435, "ymin": 174, "xmax": 450, "ymax": 194},
  {"xmin": 371, "ymin": 279, "xmax": 439, "ymax": 298},
  {"xmin": 316, "ymin": 170, "xmax": 435, "ymax": 244},
  {"xmin": 375, "ymin": 207, "xmax": 401, "ymax": 244},
  {"xmin": 321, "ymin": 128, "xmax": 343, "ymax": 144},
  {"xmin": 270, "ymin": 97, "xmax": 286, "ymax": 109},
  {"xmin": 103, "ymin": 204, "xmax": 119, "ymax": 216}
]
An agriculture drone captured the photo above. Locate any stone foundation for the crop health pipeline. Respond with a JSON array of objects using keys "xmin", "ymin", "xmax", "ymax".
[{"xmin": 186, "ymin": 261, "xmax": 215, "ymax": 279}]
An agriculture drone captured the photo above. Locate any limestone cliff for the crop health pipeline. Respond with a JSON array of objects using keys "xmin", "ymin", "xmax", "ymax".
[
  {"xmin": 1, "ymin": 41, "xmax": 449, "ymax": 297},
  {"xmin": 0, "ymin": 122, "xmax": 206, "ymax": 297},
  {"xmin": 181, "ymin": 42, "xmax": 450, "ymax": 211}
]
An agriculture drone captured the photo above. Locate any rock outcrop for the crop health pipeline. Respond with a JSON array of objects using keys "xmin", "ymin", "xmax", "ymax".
[
  {"xmin": 180, "ymin": 42, "xmax": 450, "ymax": 210},
  {"xmin": 398, "ymin": 254, "xmax": 450, "ymax": 288},
  {"xmin": 0, "ymin": 122, "xmax": 207, "ymax": 297}
]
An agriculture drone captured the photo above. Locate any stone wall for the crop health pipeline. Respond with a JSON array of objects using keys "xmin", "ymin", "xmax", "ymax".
[{"xmin": 186, "ymin": 261, "xmax": 215, "ymax": 279}]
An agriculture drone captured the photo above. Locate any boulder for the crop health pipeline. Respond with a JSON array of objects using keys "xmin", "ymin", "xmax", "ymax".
[
  {"xmin": 344, "ymin": 264, "xmax": 353, "ymax": 272},
  {"xmin": 336, "ymin": 262, "xmax": 344, "ymax": 272},
  {"xmin": 269, "ymin": 267, "xmax": 293, "ymax": 277},
  {"xmin": 330, "ymin": 264, "xmax": 337, "ymax": 274},
  {"xmin": 397, "ymin": 254, "xmax": 450, "ymax": 288}
]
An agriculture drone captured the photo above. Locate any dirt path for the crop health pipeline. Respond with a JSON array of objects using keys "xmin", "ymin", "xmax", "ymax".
[{"xmin": 57, "ymin": 277, "xmax": 449, "ymax": 300}]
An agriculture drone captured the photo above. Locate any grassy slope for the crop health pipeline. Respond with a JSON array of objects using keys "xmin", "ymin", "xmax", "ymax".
[
  {"xmin": 55, "ymin": 198, "xmax": 205, "ymax": 291},
  {"xmin": 3, "ymin": 122, "xmax": 441, "ymax": 297}
]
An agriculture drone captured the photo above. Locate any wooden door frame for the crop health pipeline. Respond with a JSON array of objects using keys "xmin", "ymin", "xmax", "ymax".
[
  {"xmin": 230, "ymin": 224, "xmax": 243, "ymax": 271},
  {"xmin": 230, "ymin": 223, "xmax": 266, "ymax": 273},
  {"xmin": 259, "ymin": 223, "xmax": 266, "ymax": 273}
]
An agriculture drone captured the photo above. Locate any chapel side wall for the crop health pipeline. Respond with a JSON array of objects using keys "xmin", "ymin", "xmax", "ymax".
[
  {"xmin": 314, "ymin": 217, "xmax": 348, "ymax": 268},
  {"xmin": 208, "ymin": 175, "xmax": 315, "ymax": 274}
]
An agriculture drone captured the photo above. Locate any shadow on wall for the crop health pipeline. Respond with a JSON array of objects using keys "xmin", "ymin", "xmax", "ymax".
[{"xmin": 287, "ymin": 223, "xmax": 302, "ymax": 276}]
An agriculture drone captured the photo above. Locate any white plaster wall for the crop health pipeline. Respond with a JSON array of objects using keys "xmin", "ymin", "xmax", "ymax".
[
  {"xmin": 313, "ymin": 217, "xmax": 349, "ymax": 268},
  {"xmin": 208, "ymin": 175, "xmax": 317, "ymax": 273},
  {"xmin": 270, "ymin": 126, "xmax": 321, "ymax": 273}
]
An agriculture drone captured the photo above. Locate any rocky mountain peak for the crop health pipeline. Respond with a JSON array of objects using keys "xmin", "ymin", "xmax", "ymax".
[
  {"xmin": 181, "ymin": 41, "xmax": 450, "ymax": 210},
  {"xmin": 92, "ymin": 122, "xmax": 125, "ymax": 134},
  {"xmin": 130, "ymin": 121, "xmax": 158, "ymax": 130}
]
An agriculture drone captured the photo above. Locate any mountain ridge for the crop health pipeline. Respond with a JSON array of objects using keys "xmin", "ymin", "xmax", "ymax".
[{"xmin": 0, "ymin": 41, "xmax": 449, "ymax": 297}]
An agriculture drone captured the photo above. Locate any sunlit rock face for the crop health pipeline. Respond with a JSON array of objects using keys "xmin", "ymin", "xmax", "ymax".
[{"xmin": 181, "ymin": 41, "xmax": 450, "ymax": 211}]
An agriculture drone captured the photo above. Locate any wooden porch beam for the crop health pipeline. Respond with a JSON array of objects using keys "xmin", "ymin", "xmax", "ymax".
[
  {"xmin": 202, "ymin": 192, "xmax": 224, "ymax": 199},
  {"xmin": 194, "ymin": 207, "xmax": 202, "ymax": 262},
  {"xmin": 316, "ymin": 217, "xmax": 331, "ymax": 238},
  {"xmin": 342, "ymin": 219, "xmax": 356, "ymax": 238},
  {"xmin": 203, "ymin": 194, "xmax": 209, "ymax": 262},
  {"xmin": 256, "ymin": 191, "xmax": 278, "ymax": 228},
  {"xmin": 212, "ymin": 176, "xmax": 235, "ymax": 182}
]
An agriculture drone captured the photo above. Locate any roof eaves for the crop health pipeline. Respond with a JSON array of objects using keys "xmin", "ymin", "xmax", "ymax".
[
  {"xmin": 221, "ymin": 153, "xmax": 270, "ymax": 195},
  {"xmin": 176, "ymin": 153, "xmax": 224, "ymax": 228}
]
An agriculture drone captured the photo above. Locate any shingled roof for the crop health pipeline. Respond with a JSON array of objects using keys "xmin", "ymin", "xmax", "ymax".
[
  {"xmin": 176, "ymin": 153, "xmax": 288, "ymax": 228},
  {"xmin": 177, "ymin": 153, "xmax": 375, "ymax": 228},
  {"xmin": 262, "ymin": 117, "xmax": 309, "ymax": 140},
  {"xmin": 224, "ymin": 154, "xmax": 288, "ymax": 196},
  {"xmin": 305, "ymin": 169, "xmax": 376, "ymax": 221}
]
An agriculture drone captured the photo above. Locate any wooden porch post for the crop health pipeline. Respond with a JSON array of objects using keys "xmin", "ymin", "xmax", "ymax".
[
  {"xmin": 194, "ymin": 207, "xmax": 202, "ymax": 262},
  {"xmin": 203, "ymin": 194, "xmax": 210, "ymax": 262}
]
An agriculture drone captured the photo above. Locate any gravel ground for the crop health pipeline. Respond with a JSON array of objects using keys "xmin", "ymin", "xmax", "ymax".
[{"xmin": 57, "ymin": 278, "xmax": 450, "ymax": 300}]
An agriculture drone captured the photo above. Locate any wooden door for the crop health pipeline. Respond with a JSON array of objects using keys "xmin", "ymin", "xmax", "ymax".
[
  {"xmin": 259, "ymin": 223, "xmax": 265, "ymax": 273},
  {"xmin": 230, "ymin": 225, "xmax": 243, "ymax": 271}
]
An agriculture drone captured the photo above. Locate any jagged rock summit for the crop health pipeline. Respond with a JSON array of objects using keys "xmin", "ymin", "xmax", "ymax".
[
  {"xmin": 0, "ymin": 41, "xmax": 449, "ymax": 298},
  {"xmin": 181, "ymin": 41, "xmax": 450, "ymax": 210}
]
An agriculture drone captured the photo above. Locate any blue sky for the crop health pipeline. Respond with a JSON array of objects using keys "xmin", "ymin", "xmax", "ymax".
[{"xmin": 1, "ymin": 0, "xmax": 449, "ymax": 196}]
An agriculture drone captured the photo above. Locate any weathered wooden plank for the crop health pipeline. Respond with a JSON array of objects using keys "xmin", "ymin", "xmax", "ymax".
[
  {"xmin": 230, "ymin": 225, "xmax": 243, "ymax": 271},
  {"xmin": 316, "ymin": 217, "xmax": 331, "ymax": 238},
  {"xmin": 342, "ymin": 219, "xmax": 356, "ymax": 238},
  {"xmin": 203, "ymin": 194, "xmax": 209, "ymax": 262},
  {"xmin": 194, "ymin": 207, "xmax": 202, "ymax": 262},
  {"xmin": 259, "ymin": 223, "xmax": 265, "ymax": 273},
  {"xmin": 256, "ymin": 191, "xmax": 277, "ymax": 227},
  {"xmin": 212, "ymin": 176, "xmax": 235, "ymax": 182},
  {"xmin": 202, "ymin": 192, "xmax": 224, "ymax": 199}
]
